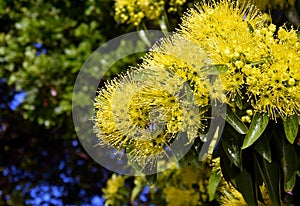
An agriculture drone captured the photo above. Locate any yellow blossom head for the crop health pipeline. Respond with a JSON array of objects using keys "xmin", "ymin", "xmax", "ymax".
[
  {"xmin": 178, "ymin": 0, "xmax": 300, "ymax": 119},
  {"xmin": 94, "ymin": 65, "xmax": 206, "ymax": 172}
]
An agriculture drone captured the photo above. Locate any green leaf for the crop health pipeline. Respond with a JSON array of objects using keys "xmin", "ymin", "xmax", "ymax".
[
  {"xmin": 220, "ymin": 150, "xmax": 239, "ymax": 188},
  {"xmin": 131, "ymin": 184, "xmax": 143, "ymax": 201},
  {"xmin": 273, "ymin": 132, "xmax": 297, "ymax": 193},
  {"xmin": 242, "ymin": 113, "xmax": 269, "ymax": 149},
  {"xmin": 208, "ymin": 167, "xmax": 222, "ymax": 201},
  {"xmin": 221, "ymin": 128, "xmax": 243, "ymax": 168},
  {"xmin": 283, "ymin": 114, "xmax": 299, "ymax": 144},
  {"xmin": 256, "ymin": 157, "xmax": 280, "ymax": 206},
  {"xmin": 200, "ymin": 64, "xmax": 229, "ymax": 75},
  {"xmin": 285, "ymin": 172, "xmax": 296, "ymax": 193},
  {"xmin": 236, "ymin": 168, "xmax": 257, "ymax": 206},
  {"xmin": 247, "ymin": 22, "xmax": 254, "ymax": 33},
  {"xmin": 235, "ymin": 93, "xmax": 243, "ymax": 110},
  {"xmin": 255, "ymin": 134, "xmax": 272, "ymax": 163},
  {"xmin": 220, "ymin": 106, "xmax": 248, "ymax": 134}
]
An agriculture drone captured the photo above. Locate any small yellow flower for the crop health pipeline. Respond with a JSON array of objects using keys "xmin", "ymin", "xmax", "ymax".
[
  {"xmin": 102, "ymin": 174, "xmax": 128, "ymax": 206},
  {"xmin": 114, "ymin": 0, "xmax": 164, "ymax": 26}
]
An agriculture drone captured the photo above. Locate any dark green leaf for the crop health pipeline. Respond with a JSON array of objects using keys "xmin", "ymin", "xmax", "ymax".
[
  {"xmin": 236, "ymin": 168, "xmax": 258, "ymax": 206},
  {"xmin": 221, "ymin": 128, "xmax": 243, "ymax": 168},
  {"xmin": 283, "ymin": 114, "xmax": 299, "ymax": 144},
  {"xmin": 273, "ymin": 132, "xmax": 297, "ymax": 193},
  {"xmin": 256, "ymin": 157, "xmax": 280, "ymax": 206},
  {"xmin": 255, "ymin": 134, "xmax": 272, "ymax": 163},
  {"xmin": 220, "ymin": 106, "xmax": 248, "ymax": 134},
  {"xmin": 242, "ymin": 113, "xmax": 269, "ymax": 149},
  {"xmin": 200, "ymin": 64, "xmax": 229, "ymax": 75},
  {"xmin": 220, "ymin": 153, "xmax": 238, "ymax": 188}
]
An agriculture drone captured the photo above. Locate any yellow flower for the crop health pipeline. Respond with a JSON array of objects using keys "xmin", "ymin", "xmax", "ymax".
[
  {"xmin": 114, "ymin": 0, "xmax": 164, "ymax": 26},
  {"xmin": 178, "ymin": 0, "xmax": 300, "ymax": 119},
  {"xmin": 94, "ymin": 66, "xmax": 206, "ymax": 168},
  {"xmin": 142, "ymin": 34, "xmax": 212, "ymax": 106},
  {"xmin": 219, "ymin": 186, "xmax": 248, "ymax": 206},
  {"xmin": 245, "ymin": 26, "xmax": 300, "ymax": 119},
  {"xmin": 168, "ymin": 0, "xmax": 187, "ymax": 13},
  {"xmin": 102, "ymin": 174, "xmax": 128, "ymax": 206},
  {"xmin": 179, "ymin": 0, "xmax": 267, "ymax": 102},
  {"xmin": 164, "ymin": 186, "xmax": 200, "ymax": 206}
]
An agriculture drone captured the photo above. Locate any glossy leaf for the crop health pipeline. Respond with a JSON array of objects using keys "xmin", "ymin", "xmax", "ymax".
[
  {"xmin": 285, "ymin": 172, "xmax": 296, "ymax": 193},
  {"xmin": 255, "ymin": 134, "xmax": 272, "ymax": 163},
  {"xmin": 221, "ymin": 128, "xmax": 243, "ymax": 168},
  {"xmin": 220, "ymin": 106, "xmax": 248, "ymax": 134},
  {"xmin": 236, "ymin": 168, "xmax": 257, "ymax": 206},
  {"xmin": 242, "ymin": 113, "xmax": 269, "ymax": 149},
  {"xmin": 220, "ymin": 150, "xmax": 239, "ymax": 188},
  {"xmin": 273, "ymin": 132, "xmax": 297, "ymax": 193},
  {"xmin": 200, "ymin": 64, "xmax": 229, "ymax": 75},
  {"xmin": 283, "ymin": 114, "xmax": 299, "ymax": 144},
  {"xmin": 256, "ymin": 157, "xmax": 280, "ymax": 206}
]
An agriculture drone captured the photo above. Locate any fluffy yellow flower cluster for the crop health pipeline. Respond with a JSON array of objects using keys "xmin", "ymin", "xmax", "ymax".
[
  {"xmin": 94, "ymin": 35, "xmax": 210, "ymax": 167},
  {"xmin": 179, "ymin": 0, "xmax": 300, "ymax": 119},
  {"xmin": 114, "ymin": 0, "xmax": 187, "ymax": 26}
]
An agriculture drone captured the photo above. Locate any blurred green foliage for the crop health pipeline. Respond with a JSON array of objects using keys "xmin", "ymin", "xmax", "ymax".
[{"xmin": 0, "ymin": 0, "xmax": 137, "ymax": 128}]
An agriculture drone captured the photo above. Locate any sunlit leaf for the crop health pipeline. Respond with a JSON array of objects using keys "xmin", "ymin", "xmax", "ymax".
[
  {"xmin": 220, "ymin": 106, "xmax": 248, "ymax": 134},
  {"xmin": 208, "ymin": 165, "xmax": 222, "ymax": 201},
  {"xmin": 242, "ymin": 113, "xmax": 269, "ymax": 149},
  {"xmin": 283, "ymin": 114, "xmax": 299, "ymax": 144}
]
